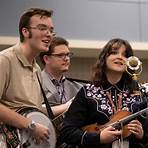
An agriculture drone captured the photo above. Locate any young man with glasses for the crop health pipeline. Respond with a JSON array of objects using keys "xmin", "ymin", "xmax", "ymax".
[
  {"xmin": 0, "ymin": 7, "xmax": 55, "ymax": 147},
  {"xmin": 40, "ymin": 37, "xmax": 82, "ymax": 117}
]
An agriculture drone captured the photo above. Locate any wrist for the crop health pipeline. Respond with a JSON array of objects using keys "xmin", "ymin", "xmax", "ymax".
[{"xmin": 28, "ymin": 120, "xmax": 36, "ymax": 130}]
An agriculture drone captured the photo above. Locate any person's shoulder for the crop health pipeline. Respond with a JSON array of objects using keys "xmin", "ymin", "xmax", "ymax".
[
  {"xmin": 0, "ymin": 46, "xmax": 17, "ymax": 66},
  {"xmin": 41, "ymin": 69, "xmax": 46, "ymax": 74},
  {"xmin": 0, "ymin": 44, "xmax": 17, "ymax": 59},
  {"xmin": 75, "ymin": 83, "xmax": 95, "ymax": 99},
  {"xmin": 41, "ymin": 69, "xmax": 49, "ymax": 79},
  {"xmin": 66, "ymin": 78, "xmax": 83, "ymax": 88}
]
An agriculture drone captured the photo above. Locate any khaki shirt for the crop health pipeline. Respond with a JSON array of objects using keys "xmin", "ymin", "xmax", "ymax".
[{"xmin": 0, "ymin": 44, "xmax": 43, "ymax": 111}]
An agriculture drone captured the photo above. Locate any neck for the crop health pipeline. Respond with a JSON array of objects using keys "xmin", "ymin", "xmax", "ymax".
[
  {"xmin": 106, "ymin": 71, "xmax": 122, "ymax": 85},
  {"xmin": 45, "ymin": 67, "xmax": 63, "ymax": 81},
  {"xmin": 20, "ymin": 43, "xmax": 37, "ymax": 65}
]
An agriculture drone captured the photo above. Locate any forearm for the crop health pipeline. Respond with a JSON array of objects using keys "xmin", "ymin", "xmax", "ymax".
[
  {"xmin": 51, "ymin": 103, "xmax": 68, "ymax": 116},
  {"xmin": 0, "ymin": 104, "xmax": 31, "ymax": 129},
  {"xmin": 41, "ymin": 103, "xmax": 65, "ymax": 117}
]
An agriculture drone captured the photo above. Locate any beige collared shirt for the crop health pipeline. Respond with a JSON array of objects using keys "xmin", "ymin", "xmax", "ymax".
[{"xmin": 0, "ymin": 44, "xmax": 43, "ymax": 111}]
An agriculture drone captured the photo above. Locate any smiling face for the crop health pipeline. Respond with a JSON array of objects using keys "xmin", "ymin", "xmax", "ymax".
[
  {"xmin": 91, "ymin": 38, "xmax": 134, "ymax": 85},
  {"xmin": 30, "ymin": 15, "xmax": 54, "ymax": 52},
  {"xmin": 106, "ymin": 44, "xmax": 127, "ymax": 75},
  {"xmin": 22, "ymin": 15, "xmax": 54, "ymax": 54}
]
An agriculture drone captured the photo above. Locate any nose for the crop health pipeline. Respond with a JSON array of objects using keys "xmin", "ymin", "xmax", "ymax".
[
  {"xmin": 64, "ymin": 55, "xmax": 70, "ymax": 61},
  {"xmin": 117, "ymin": 53, "xmax": 124, "ymax": 59},
  {"xmin": 46, "ymin": 29, "xmax": 52, "ymax": 37},
  {"xmin": 117, "ymin": 53, "xmax": 126, "ymax": 64}
]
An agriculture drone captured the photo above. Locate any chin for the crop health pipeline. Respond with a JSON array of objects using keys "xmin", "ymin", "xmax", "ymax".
[
  {"xmin": 115, "ymin": 67, "xmax": 124, "ymax": 71},
  {"xmin": 44, "ymin": 46, "xmax": 49, "ymax": 50},
  {"xmin": 115, "ymin": 70, "xmax": 124, "ymax": 74},
  {"xmin": 62, "ymin": 69, "xmax": 68, "ymax": 72},
  {"xmin": 41, "ymin": 47, "xmax": 49, "ymax": 52}
]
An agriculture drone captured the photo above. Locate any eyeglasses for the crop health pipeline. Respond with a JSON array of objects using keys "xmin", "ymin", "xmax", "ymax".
[
  {"xmin": 28, "ymin": 24, "xmax": 56, "ymax": 36},
  {"xmin": 50, "ymin": 52, "xmax": 74, "ymax": 60}
]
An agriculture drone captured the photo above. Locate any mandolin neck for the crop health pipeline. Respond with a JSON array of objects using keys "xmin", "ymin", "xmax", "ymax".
[{"xmin": 112, "ymin": 107, "xmax": 148, "ymax": 129}]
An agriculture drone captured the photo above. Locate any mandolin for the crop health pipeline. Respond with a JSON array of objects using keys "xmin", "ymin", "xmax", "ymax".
[
  {"xmin": 81, "ymin": 107, "xmax": 148, "ymax": 148},
  {"xmin": 82, "ymin": 107, "xmax": 148, "ymax": 137}
]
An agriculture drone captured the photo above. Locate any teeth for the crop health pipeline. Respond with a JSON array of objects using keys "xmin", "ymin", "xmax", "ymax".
[
  {"xmin": 43, "ymin": 40, "xmax": 50, "ymax": 43},
  {"xmin": 44, "ymin": 41, "xmax": 49, "ymax": 43},
  {"xmin": 115, "ymin": 62, "xmax": 123, "ymax": 65}
]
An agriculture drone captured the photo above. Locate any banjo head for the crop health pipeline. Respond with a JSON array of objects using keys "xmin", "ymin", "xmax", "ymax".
[{"xmin": 18, "ymin": 110, "xmax": 56, "ymax": 148}]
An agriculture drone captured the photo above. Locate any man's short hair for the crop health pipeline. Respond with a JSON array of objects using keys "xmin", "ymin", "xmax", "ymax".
[
  {"xmin": 19, "ymin": 7, "xmax": 53, "ymax": 42},
  {"xmin": 40, "ymin": 36, "xmax": 69, "ymax": 65}
]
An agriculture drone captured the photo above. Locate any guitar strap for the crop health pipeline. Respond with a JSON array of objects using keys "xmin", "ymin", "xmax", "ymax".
[
  {"xmin": 0, "ymin": 123, "xmax": 20, "ymax": 148},
  {"xmin": 36, "ymin": 72, "xmax": 54, "ymax": 119}
]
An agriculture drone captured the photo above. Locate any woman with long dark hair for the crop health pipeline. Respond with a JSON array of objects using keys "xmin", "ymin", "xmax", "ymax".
[{"xmin": 59, "ymin": 38, "xmax": 148, "ymax": 148}]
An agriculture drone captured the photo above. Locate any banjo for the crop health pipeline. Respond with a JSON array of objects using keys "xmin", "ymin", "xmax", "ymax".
[
  {"xmin": 17, "ymin": 107, "xmax": 56, "ymax": 148},
  {"xmin": 2, "ymin": 107, "xmax": 56, "ymax": 148}
]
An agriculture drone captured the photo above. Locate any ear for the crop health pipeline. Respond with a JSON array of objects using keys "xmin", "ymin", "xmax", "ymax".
[
  {"xmin": 22, "ymin": 27, "xmax": 30, "ymax": 38},
  {"xmin": 43, "ymin": 55, "xmax": 50, "ymax": 64}
]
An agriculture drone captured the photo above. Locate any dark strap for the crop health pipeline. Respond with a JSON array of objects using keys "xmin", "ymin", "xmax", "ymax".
[
  {"xmin": 66, "ymin": 77, "xmax": 90, "ymax": 84},
  {"xmin": 36, "ymin": 73, "xmax": 54, "ymax": 119}
]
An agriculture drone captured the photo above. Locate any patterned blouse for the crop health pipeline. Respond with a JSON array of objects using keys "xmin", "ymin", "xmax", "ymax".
[{"xmin": 59, "ymin": 79, "xmax": 148, "ymax": 148}]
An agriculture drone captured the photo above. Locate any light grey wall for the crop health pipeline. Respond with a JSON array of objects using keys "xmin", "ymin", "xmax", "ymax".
[
  {"xmin": 1, "ymin": 0, "xmax": 148, "ymax": 82},
  {"xmin": 0, "ymin": 0, "xmax": 53, "ymax": 36},
  {"xmin": 52, "ymin": 0, "xmax": 139, "ymax": 41},
  {"xmin": 1, "ymin": 0, "xmax": 148, "ymax": 42}
]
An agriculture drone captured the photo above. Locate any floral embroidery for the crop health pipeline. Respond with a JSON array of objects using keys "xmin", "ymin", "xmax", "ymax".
[{"xmin": 85, "ymin": 84, "xmax": 146, "ymax": 118}]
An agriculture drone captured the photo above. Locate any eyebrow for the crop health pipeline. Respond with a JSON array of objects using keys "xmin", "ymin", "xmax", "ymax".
[
  {"xmin": 37, "ymin": 24, "xmax": 54, "ymax": 29},
  {"xmin": 53, "ymin": 52, "xmax": 70, "ymax": 54}
]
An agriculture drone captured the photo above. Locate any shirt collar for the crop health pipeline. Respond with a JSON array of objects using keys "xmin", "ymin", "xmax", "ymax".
[
  {"xmin": 48, "ymin": 73, "xmax": 66, "ymax": 85},
  {"xmin": 14, "ymin": 44, "xmax": 38, "ymax": 71},
  {"xmin": 102, "ymin": 77, "xmax": 125, "ymax": 92}
]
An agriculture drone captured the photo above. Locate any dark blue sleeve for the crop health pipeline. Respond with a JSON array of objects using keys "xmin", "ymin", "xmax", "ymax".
[{"xmin": 59, "ymin": 86, "xmax": 101, "ymax": 147}]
